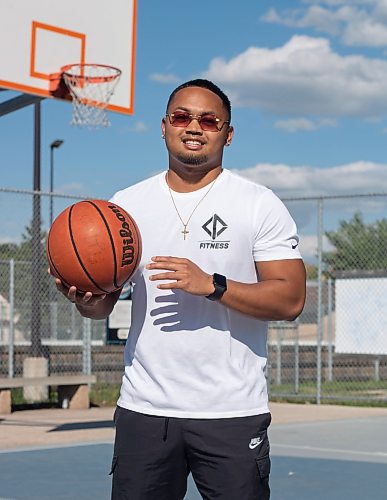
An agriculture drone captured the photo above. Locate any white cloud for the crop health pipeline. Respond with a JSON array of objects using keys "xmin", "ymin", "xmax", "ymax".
[
  {"xmin": 233, "ymin": 161, "xmax": 387, "ymax": 198},
  {"xmin": 263, "ymin": 2, "xmax": 387, "ymax": 48},
  {"xmin": 0, "ymin": 236, "xmax": 17, "ymax": 244},
  {"xmin": 233, "ymin": 161, "xmax": 387, "ymax": 241},
  {"xmin": 150, "ymin": 73, "xmax": 181, "ymax": 84},
  {"xmin": 126, "ymin": 121, "xmax": 148, "ymax": 133},
  {"xmin": 262, "ymin": 6, "xmax": 343, "ymax": 36},
  {"xmin": 275, "ymin": 117, "xmax": 337, "ymax": 132},
  {"xmin": 202, "ymin": 35, "xmax": 387, "ymax": 119},
  {"xmin": 303, "ymin": 1, "xmax": 374, "ymax": 4}
]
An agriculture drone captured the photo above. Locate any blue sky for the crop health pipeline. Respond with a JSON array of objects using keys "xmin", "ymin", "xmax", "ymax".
[{"xmin": 1, "ymin": 0, "xmax": 387, "ymax": 261}]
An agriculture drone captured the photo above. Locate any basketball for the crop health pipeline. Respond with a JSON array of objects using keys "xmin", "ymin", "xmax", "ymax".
[{"xmin": 46, "ymin": 199, "xmax": 142, "ymax": 295}]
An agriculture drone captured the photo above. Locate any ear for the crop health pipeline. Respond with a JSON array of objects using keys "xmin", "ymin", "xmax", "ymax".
[
  {"xmin": 225, "ymin": 125, "xmax": 234, "ymax": 146},
  {"xmin": 161, "ymin": 117, "xmax": 166, "ymax": 138}
]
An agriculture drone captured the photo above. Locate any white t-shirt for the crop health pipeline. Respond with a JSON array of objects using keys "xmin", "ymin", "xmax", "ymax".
[{"xmin": 110, "ymin": 169, "xmax": 301, "ymax": 418}]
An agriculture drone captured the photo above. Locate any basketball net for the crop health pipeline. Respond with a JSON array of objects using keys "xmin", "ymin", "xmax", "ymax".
[{"xmin": 62, "ymin": 64, "xmax": 122, "ymax": 128}]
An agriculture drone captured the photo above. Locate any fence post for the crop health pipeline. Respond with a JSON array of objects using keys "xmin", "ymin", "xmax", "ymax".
[
  {"xmin": 49, "ymin": 283, "xmax": 58, "ymax": 341},
  {"xmin": 294, "ymin": 323, "xmax": 299, "ymax": 394},
  {"xmin": 316, "ymin": 199, "xmax": 324, "ymax": 404},
  {"xmin": 82, "ymin": 317, "xmax": 92, "ymax": 375},
  {"xmin": 8, "ymin": 258, "xmax": 15, "ymax": 378},
  {"xmin": 71, "ymin": 305, "xmax": 76, "ymax": 339},
  {"xmin": 276, "ymin": 326, "xmax": 282, "ymax": 387},
  {"xmin": 374, "ymin": 358, "xmax": 380, "ymax": 382},
  {"xmin": 327, "ymin": 277, "xmax": 333, "ymax": 382}
]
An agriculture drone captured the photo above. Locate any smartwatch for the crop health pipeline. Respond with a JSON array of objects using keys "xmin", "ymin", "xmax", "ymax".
[{"xmin": 206, "ymin": 273, "xmax": 227, "ymax": 301}]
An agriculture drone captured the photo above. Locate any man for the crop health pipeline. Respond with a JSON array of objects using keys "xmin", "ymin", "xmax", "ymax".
[{"xmin": 53, "ymin": 79, "xmax": 306, "ymax": 499}]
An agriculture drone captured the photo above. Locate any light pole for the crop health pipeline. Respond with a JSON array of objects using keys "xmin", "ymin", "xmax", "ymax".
[
  {"xmin": 49, "ymin": 139, "xmax": 63, "ymax": 343},
  {"xmin": 49, "ymin": 139, "xmax": 64, "ymax": 226}
]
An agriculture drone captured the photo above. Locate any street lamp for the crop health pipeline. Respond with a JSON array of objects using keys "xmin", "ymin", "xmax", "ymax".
[
  {"xmin": 49, "ymin": 139, "xmax": 63, "ymax": 342},
  {"xmin": 49, "ymin": 139, "xmax": 64, "ymax": 226}
]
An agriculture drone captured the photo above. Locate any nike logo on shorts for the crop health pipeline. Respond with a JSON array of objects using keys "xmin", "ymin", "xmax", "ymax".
[{"xmin": 249, "ymin": 437, "xmax": 263, "ymax": 449}]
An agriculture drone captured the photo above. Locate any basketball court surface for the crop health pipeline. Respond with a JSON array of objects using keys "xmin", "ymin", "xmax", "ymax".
[{"xmin": 1, "ymin": 403, "xmax": 387, "ymax": 499}]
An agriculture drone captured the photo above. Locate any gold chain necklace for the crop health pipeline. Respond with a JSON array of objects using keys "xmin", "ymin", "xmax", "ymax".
[{"xmin": 166, "ymin": 172, "xmax": 219, "ymax": 240}]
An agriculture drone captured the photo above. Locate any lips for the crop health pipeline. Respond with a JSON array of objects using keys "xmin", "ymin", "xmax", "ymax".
[{"xmin": 182, "ymin": 138, "xmax": 205, "ymax": 149}]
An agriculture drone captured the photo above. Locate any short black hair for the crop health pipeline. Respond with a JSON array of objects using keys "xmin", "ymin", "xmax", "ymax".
[{"xmin": 166, "ymin": 79, "xmax": 231, "ymax": 121}]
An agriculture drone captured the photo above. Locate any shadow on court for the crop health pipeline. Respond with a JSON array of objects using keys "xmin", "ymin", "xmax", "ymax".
[
  {"xmin": 48, "ymin": 421, "xmax": 115, "ymax": 432},
  {"xmin": 0, "ymin": 419, "xmax": 114, "ymax": 431}
]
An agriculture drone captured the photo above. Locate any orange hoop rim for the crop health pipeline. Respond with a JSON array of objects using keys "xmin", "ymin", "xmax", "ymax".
[{"xmin": 61, "ymin": 63, "xmax": 122, "ymax": 84}]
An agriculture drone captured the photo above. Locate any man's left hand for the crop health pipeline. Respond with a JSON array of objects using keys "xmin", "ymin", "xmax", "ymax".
[{"xmin": 146, "ymin": 256, "xmax": 214, "ymax": 296}]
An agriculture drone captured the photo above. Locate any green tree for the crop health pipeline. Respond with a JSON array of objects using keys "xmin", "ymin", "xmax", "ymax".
[{"xmin": 323, "ymin": 212, "xmax": 387, "ymax": 274}]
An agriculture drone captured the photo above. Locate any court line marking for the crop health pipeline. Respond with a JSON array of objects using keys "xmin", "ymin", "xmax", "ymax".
[{"xmin": 272, "ymin": 443, "xmax": 387, "ymax": 458}]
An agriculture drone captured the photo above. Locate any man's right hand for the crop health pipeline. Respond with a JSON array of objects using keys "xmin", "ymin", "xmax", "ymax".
[
  {"xmin": 54, "ymin": 278, "xmax": 107, "ymax": 307},
  {"xmin": 48, "ymin": 268, "xmax": 121, "ymax": 319}
]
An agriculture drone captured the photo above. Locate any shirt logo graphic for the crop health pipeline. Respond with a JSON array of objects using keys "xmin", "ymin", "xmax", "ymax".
[
  {"xmin": 202, "ymin": 214, "xmax": 228, "ymax": 240},
  {"xmin": 249, "ymin": 437, "xmax": 263, "ymax": 449}
]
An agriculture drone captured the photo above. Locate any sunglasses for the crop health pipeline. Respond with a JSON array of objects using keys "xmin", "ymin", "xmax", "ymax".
[{"xmin": 166, "ymin": 111, "xmax": 230, "ymax": 132}]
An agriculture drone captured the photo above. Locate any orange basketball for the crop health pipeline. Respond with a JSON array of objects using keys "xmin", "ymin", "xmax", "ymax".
[{"xmin": 46, "ymin": 199, "xmax": 142, "ymax": 294}]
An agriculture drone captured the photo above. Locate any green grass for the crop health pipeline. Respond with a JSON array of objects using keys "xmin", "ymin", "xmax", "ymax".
[
  {"xmin": 10, "ymin": 387, "xmax": 58, "ymax": 409},
  {"xmin": 10, "ymin": 383, "xmax": 120, "ymax": 408},
  {"xmin": 90, "ymin": 383, "xmax": 120, "ymax": 407},
  {"xmin": 269, "ymin": 379, "xmax": 387, "ymax": 407},
  {"xmin": 11, "ymin": 380, "xmax": 387, "ymax": 409}
]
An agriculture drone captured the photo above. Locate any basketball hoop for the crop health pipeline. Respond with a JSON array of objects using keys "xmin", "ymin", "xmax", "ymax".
[{"xmin": 61, "ymin": 64, "xmax": 122, "ymax": 128}]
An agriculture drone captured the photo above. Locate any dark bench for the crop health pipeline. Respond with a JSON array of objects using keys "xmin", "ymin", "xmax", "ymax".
[{"xmin": 0, "ymin": 374, "xmax": 96, "ymax": 414}]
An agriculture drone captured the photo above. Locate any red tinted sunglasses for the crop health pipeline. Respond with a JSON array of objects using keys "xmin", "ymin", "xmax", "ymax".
[{"xmin": 166, "ymin": 111, "xmax": 230, "ymax": 132}]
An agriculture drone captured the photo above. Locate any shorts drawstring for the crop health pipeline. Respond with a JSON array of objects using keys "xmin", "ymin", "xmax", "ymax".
[{"xmin": 163, "ymin": 417, "xmax": 170, "ymax": 442}]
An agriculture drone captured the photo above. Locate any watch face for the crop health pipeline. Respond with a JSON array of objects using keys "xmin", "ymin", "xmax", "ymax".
[
  {"xmin": 214, "ymin": 273, "xmax": 227, "ymax": 290},
  {"xmin": 206, "ymin": 273, "xmax": 227, "ymax": 301}
]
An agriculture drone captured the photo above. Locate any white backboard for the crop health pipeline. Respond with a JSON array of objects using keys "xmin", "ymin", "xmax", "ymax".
[{"xmin": 0, "ymin": 0, "xmax": 136, "ymax": 115}]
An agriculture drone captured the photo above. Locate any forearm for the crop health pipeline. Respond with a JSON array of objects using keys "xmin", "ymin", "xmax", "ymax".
[
  {"xmin": 219, "ymin": 278, "xmax": 305, "ymax": 321},
  {"xmin": 147, "ymin": 257, "xmax": 306, "ymax": 321}
]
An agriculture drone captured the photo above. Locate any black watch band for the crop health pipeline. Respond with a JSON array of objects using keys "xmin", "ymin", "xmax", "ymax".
[{"xmin": 206, "ymin": 273, "xmax": 227, "ymax": 301}]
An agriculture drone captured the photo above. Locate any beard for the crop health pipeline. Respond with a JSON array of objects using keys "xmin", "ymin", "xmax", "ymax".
[{"xmin": 176, "ymin": 152, "xmax": 208, "ymax": 165}]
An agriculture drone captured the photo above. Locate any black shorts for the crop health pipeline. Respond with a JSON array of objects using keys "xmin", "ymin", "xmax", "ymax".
[{"xmin": 110, "ymin": 406, "xmax": 271, "ymax": 500}]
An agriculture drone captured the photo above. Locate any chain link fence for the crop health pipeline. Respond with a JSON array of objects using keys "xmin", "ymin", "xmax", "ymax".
[
  {"xmin": 268, "ymin": 194, "xmax": 387, "ymax": 404},
  {"xmin": 0, "ymin": 187, "xmax": 386, "ymax": 405}
]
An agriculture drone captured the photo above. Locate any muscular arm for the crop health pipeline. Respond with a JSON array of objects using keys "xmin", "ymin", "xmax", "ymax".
[
  {"xmin": 220, "ymin": 259, "xmax": 306, "ymax": 321},
  {"xmin": 147, "ymin": 256, "xmax": 306, "ymax": 322}
]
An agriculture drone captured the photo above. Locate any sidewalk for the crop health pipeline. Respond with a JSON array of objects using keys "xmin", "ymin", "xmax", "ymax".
[{"xmin": 1, "ymin": 403, "xmax": 387, "ymax": 451}]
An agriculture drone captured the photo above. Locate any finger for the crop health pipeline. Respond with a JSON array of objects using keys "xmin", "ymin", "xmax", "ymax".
[
  {"xmin": 80, "ymin": 292, "xmax": 93, "ymax": 303},
  {"xmin": 80, "ymin": 292, "xmax": 106, "ymax": 305},
  {"xmin": 149, "ymin": 272, "xmax": 183, "ymax": 282},
  {"xmin": 156, "ymin": 282, "xmax": 183, "ymax": 290},
  {"xmin": 150, "ymin": 256, "xmax": 187, "ymax": 264},
  {"xmin": 67, "ymin": 286, "xmax": 78, "ymax": 302},
  {"xmin": 147, "ymin": 262, "xmax": 185, "ymax": 272},
  {"xmin": 55, "ymin": 278, "xmax": 68, "ymax": 294}
]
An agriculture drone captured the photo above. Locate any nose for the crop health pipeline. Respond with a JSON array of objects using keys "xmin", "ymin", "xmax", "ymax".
[{"xmin": 186, "ymin": 116, "xmax": 203, "ymax": 135}]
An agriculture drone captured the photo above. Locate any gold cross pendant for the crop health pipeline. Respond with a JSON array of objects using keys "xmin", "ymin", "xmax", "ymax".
[{"xmin": 181, "ymin": 226, "xmax": 189, "ymax": 240}]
